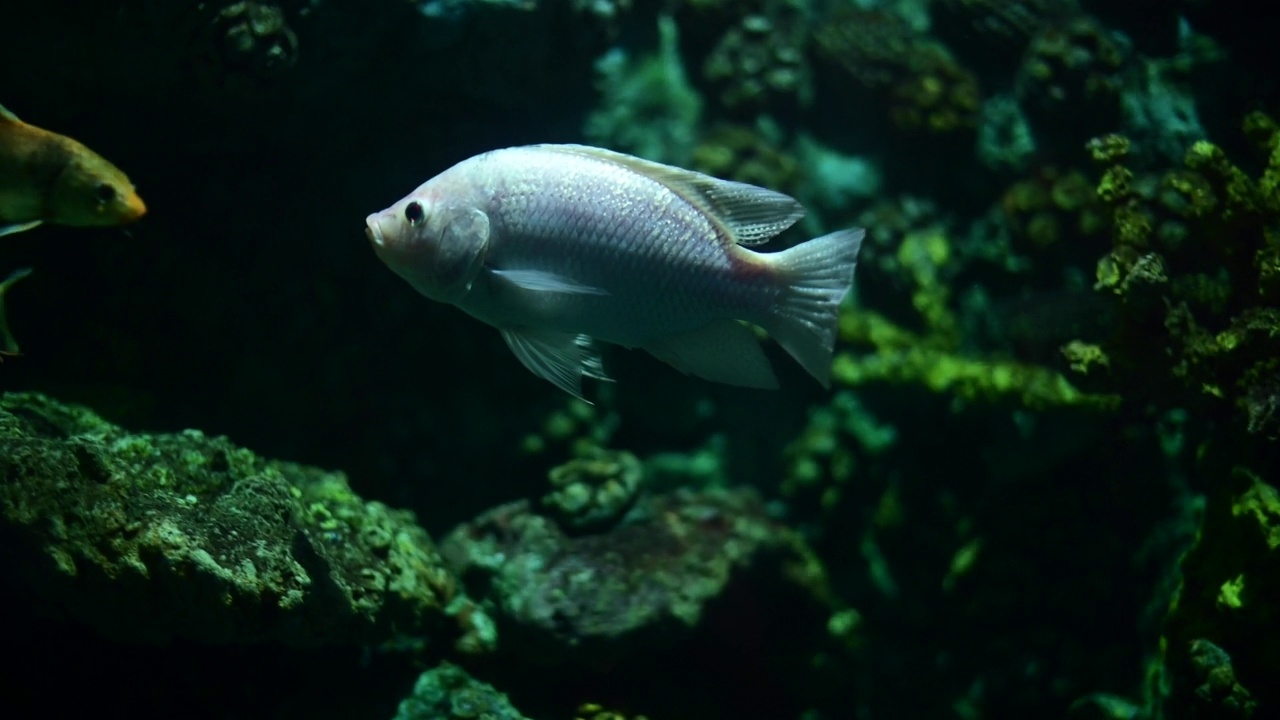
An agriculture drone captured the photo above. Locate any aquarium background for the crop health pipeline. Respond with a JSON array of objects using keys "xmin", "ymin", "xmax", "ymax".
[{"xmin": 1, "ymin": 0, "xmax": 1277, "ymax": 718}]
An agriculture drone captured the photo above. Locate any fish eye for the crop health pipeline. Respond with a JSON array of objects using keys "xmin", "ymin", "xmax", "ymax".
[
  {"xmin": 404, "ymin": 201, "xmax": 425, "ymax": 226},
  {"xmin": 94, "ymin": 183, "xmax": 117, "ymax": 204}
]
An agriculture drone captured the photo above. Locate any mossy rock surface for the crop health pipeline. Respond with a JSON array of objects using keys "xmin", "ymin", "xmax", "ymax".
[{"xmin": 0, "ymin": 391, "xmax": 492, "ymax": 650}]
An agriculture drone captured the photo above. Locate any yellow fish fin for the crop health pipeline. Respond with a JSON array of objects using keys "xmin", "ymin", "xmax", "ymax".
[
  {"xmin": 0, "ymin": 221, "xmax": 43, "ymax": 238},
  {"xmin": 0, "ymin": 266, "xmax": 34, "ymax": 355}
]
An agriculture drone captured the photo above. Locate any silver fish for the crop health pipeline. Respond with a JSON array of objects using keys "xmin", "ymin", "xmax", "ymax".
[{"xmin": 365, "ymin": 144, "xmax": 864, "ymax": 400}]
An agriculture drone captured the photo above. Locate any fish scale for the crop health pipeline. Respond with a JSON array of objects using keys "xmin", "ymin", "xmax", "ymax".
[
  {"xmin": 487, "ymin": 155, "xmax": 743, "ymax": 332},
  {"xmin": 365, "ymin": 143, "xmax": 864, "ymax": 399}
]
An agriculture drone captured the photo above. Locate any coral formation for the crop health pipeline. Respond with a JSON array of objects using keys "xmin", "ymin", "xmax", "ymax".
[
  {"xmin": 698, "ymin": 0, "xmax": 810, "ymax": 116},
  {"xmin": 1016, "ymin": 14, "xmax": 1128, "ymax": 137},
  {"xmin": 832, "ymin": 217, "xmax": 1119, "ymax": 411},
  {"xmin": 1079, "ymin": 113, "xmax": 1280, "ymax": 436},
  {"xmin": 1156, "ymin": 453, "xmax": 1274, "ymax": 717},
  {"xmin": 393, "ymin": 662, "xmax": 532, "ymax": 720},
  {"xmin": 0, "ymin": 392, "xmax": 493, "ymax": 653},
  {"xmin": 211, "ymin": 1, "xmax": 299, "ymax": 77},
  {"xmin": 813, "ymin": 7, "xmax": 980, "ymax": 137},
  {"xmin": 440, "ymin": 485, "xmax": 837, "ymax": 665},
  {"xmin": 541, "ymin": 447, "xmax": 643, "ymax": 532}
]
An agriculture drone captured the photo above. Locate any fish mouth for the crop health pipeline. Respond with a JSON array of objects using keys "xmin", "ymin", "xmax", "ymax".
[
  {"xmin": 364, "ymin": 214, "xmax": 384, "ymax": 247},
  {"xmin": 124, "ymin": 193, "xmax": 147, "ymax": 222}
]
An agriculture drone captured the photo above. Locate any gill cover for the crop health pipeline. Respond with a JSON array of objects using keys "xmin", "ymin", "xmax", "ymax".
[{"xmin": 431, "ymin": 206, "xmax": 490, "ymax": 302}]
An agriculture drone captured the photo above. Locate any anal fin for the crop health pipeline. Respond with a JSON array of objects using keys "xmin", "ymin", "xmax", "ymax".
[{"xmin": 644, "ymin": 318, "xmax": 779, "ymax": 390}]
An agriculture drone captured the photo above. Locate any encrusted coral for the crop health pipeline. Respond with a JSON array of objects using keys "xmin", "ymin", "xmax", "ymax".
[
  {"xmin": 699, "ymin": 0, "xmax": 810, "ymax": 115},
  {"xmin": 1001, "ymin": 165, "xmax": 1107, "ymax": 251},
  {"xmin": 781, "ymin": 390, "xmax": 896, "ymax": 512},
  {"xmin": 393, "ymin": 662, "xmax": 532, "ymax": 720},
  {"xmin": 210, "ymin": 1, "xmax": 299, "ymax": 77},
  {"xmin": 542, "ymin": 447, "xmax": 643, "ymax": 532},
  {"xmin": 833, "ymin": 217, "xmax": 1118, "ymax": 410},
  {"xmin": 813, "ymin": 8, "xmax": 980, "ymax": 136},
  {"xmin": 1080, "ymin": 112, "xmax": 1280, "ymax": 435},
  {"xmin": 0, "ymin": 392, "xmax": 494, "ymax": 652},
  {"xmin": 439, "ymin": 486, "xmax": 837, "ymax": 665},
  {"xmin": 932, "ymin": 0, "xmax": 1077, "ymax": 59},
  {"xmin": 1016, "ymin": 15, "xmax": 1128, "ymax": 135},
  {"xmin": 1157, "ymin": 456, "xmax": 1275, "ymax": 717}
]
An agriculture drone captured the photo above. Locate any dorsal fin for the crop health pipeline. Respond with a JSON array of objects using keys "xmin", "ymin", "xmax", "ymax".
[
  {"xmin": 0, "ymin": 103, "xmax": 20, "ymax": 123},
  {"xmin": 539, "ymin": 144, "xmax": 805, "ymax": 246}
]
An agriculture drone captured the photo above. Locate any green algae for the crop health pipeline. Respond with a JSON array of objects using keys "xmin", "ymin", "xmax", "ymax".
[{"xmin": 0, "ymin": 391, "xmax": 493, "ymax": 652}]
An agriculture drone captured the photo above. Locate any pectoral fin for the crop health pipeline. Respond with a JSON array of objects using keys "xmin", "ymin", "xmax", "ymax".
[
  {"xmin": 0, "ymin": 220, "xmax": 42, "ymax": 238},
  {"xmin": 644, "ymin": 318, "xmax": 779, "ymax": 390},
  {"xmin": 499, "ymin": 326, "xmax": 612, "ymax": 401},
  {"xmin": 490, "ymin": 268, "xmax": 608, "ymax": 295}
]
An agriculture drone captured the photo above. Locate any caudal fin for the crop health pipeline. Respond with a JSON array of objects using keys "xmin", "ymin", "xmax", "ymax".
[{"xmin": 760, "ymin": 228, "xmax": 865, "ymax": 388}]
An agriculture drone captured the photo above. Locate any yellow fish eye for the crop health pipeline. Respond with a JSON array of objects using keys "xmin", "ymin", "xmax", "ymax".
[{"xmin": 93, "ymin": 182, "xmax": 116, "ymax": 204}]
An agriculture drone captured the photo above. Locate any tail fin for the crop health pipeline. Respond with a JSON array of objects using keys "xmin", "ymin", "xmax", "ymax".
[{"xmin": 760, "ymin": 228, "xmax": 864, "ymax": 388}]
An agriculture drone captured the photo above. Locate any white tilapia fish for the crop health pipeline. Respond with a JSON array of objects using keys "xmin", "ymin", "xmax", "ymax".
[{"xmin": 365, "ymin": 144, "xmax": 864, "ymax": 400}]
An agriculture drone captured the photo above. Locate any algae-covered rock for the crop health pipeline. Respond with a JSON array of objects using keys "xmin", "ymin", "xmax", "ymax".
[
  {"xmin": 540, "ymin": 447, "xmax": 643, "ymax": 533},
  {"xmin": 1159, "ymin": 461, "xmax": 1276, "ymax": 718},
  {"xmin": 440, "ymin": 485, "xmax": 836, "ymax": 665},
  {"xmin": 0, "ymin": 392, "xmax": 493, "ymax": 651},
  {"xmin": 392, "ymin": 661, "xmax": 532, "ymax": 720}
]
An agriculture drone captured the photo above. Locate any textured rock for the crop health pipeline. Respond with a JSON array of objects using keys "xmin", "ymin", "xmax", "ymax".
[
  {"xmin": 0, "ymin": 391, "xmax": 494, "ymax": 652},
  {"xmin": 441, "ymin": 484, "xmax": 830, "ymax": 665},
  {"xmin": 392, "ymin": 661, "xmax": 532, "ymax": 720}
]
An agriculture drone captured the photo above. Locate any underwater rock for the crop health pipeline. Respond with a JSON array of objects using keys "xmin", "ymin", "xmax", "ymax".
[
  {"xmin": 440, "ymin": 485, "xmax": 830, "ymax": 665},
  {"xmin": 392, "ymin": 661, "xmax": 531, "ymax": 720},
  {"xmin": 540, "ymin": 447, "xmax": 643, "ymax": 533},
  {"xmin": 212, "ymin": 1, "xmax": 300, "ymax": 77},
  {"xmin": 697, "ymin": 0, "xmax": 811, "ymax": 116},
  {"xmin": 1016, "ymin": 14, "xmax": 1129, "ymax": 141},
  {"xmin": 1080, "ymin": 112, "xmax": 1280, "ymax": 436},
  {"xmin": 0, "ymin": 392, "xmax": 493, "ymax": 652},
  {"xmin": 932, "ymin": 0, "xmax": 1079, "ymax": 70},
  {"xmin": 1000, "ymin": 165, "xmax": 1106, "ymax": 252},
  {"xmin": 1159, "ymin": 461, "xmax": 1275, "ymax": 718},
  {"xmin": 813, "ymin": 7, "xmax": 980, "ymax": 138}
]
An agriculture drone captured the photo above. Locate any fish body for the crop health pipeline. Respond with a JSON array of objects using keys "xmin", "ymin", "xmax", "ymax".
[
  {"xmin": 0, "ymin": 103, "xmax": 147, "ymax": 237},
  {"xmin": 365, "ymin": 144, "xmax": 864, "ymax": 399}
]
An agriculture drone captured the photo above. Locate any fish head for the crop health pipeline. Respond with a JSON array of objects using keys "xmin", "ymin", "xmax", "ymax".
[
  {"xmin": 365, "ymin": 189, "xmax": 491, "ymax": 303},
  {"xmin": 47, "ymin": 146, "xmax": 147, "ymax": 228}
]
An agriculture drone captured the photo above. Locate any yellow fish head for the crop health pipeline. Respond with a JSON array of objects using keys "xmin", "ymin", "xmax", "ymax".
[{"xmin": 47, "ymin": 144, "xmax": 147, "ymax": 228}]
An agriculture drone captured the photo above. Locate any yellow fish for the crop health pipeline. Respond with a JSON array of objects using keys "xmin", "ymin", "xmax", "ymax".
[
  {"xmin": 0, "ymin": 266, "xmax": 32, "ymax": 358},
  {"xmin": 0, "ymin": 102, "xmax": 147, "ymax": 237}
]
